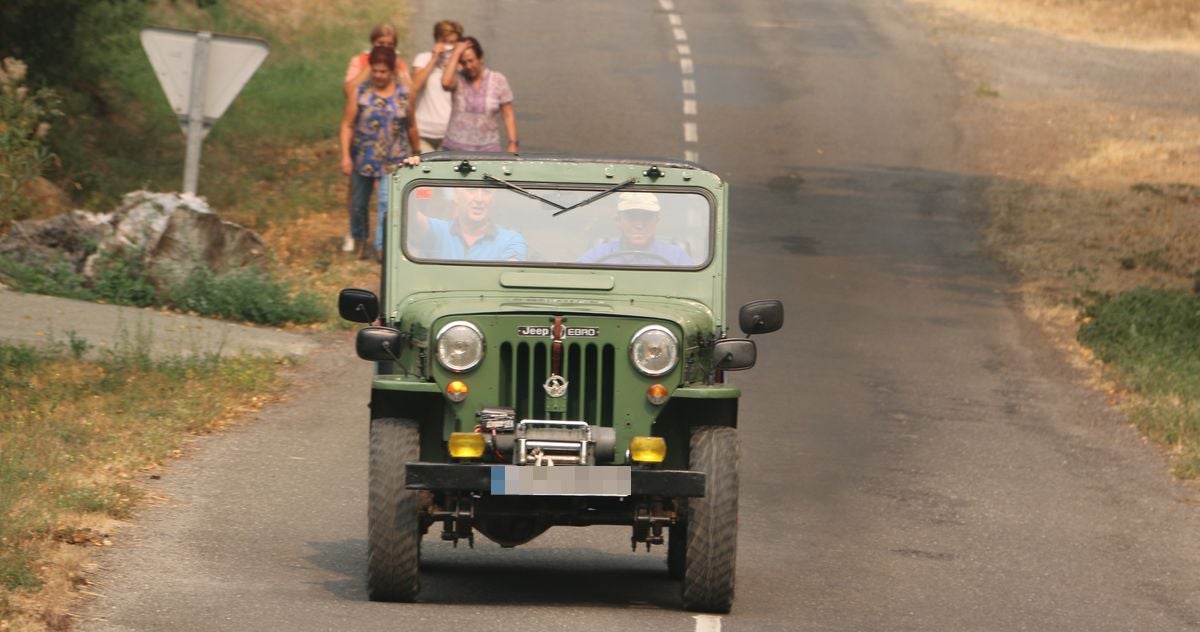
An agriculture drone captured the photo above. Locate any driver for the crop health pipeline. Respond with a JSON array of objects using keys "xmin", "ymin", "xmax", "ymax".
[
  {"xmin": 410, "ymin": 186, "xmax": 526, "ymax": 261},
  {"xmin": 578, "ymin": 191, "xmax": 691, "ymax": 265}
]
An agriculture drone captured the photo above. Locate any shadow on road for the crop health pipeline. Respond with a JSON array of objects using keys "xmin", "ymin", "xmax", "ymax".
[{"xmin": 307, "ymin": 537, "xmax": 682, "ymax": 609}]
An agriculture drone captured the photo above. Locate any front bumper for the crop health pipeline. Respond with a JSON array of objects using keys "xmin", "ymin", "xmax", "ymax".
[{"xmin": 406, "ymin": 463, "xmax": 706, "ymax": 498}]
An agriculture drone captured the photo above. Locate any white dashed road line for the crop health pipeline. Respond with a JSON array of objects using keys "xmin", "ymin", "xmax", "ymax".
[
  {"xmin": 694, "ymin": 614, "xmax": 723, "ymax": 632},
  {"xmin": 666, "ymin": 3, "xmax": 699, "ymax": 163}
]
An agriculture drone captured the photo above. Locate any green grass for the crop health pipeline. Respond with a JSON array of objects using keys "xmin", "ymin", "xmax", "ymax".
[
  {"xmin": 1078, "ymin": 288, "xmax": 1200, "ymax": 476},
  {"xmin": 0, "ymin": 337, "xmax": 288, "ymax": 610},
  {"xmin": 42, "ymin": 0, "xmax": 404, "ymax": 227},
  {"xmin": 0, "ymin": 249, "xmax": 327, "ymax": 326},
  {"xmin": 168, "ymin": 266, "xmax": 326, "ymax": 325}
]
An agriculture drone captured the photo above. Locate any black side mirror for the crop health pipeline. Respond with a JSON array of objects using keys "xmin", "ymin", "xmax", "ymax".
[
  {"xmin": 739, "ymin": 299, "xmax": 784, "ymax": 335},
  {"xmin": 339, "ymin": 288, "xmax": 379, "ymax": 323},
  {"xmin": 356, "ymin": 326, "xmax": 405, "ymax": 361},
  {"xmin": 713, "ymin": 338, "xmax": 756, "ymax": 371}
]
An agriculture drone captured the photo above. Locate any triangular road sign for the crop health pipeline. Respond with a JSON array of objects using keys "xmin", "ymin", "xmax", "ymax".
[{"xmin": 141, "ymin": 26, "xmax": 269, "ymax": 135}]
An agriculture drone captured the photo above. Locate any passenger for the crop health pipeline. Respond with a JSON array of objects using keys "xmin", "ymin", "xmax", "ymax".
[
  {"xmin": 339, "ymin": 46, "xmax": 421, "ymax": 261},
  {"xmin": 440, "ymin": 37, "xmax": 519, "ymax": 153},
  {"xmin": 409, "ymin": 187, "xmax": 526, "ymax": 261},
  {"xmin": 578, "ymin": 192, "xmax": 692, "ymax": 265},
  {"xmin": 410, "ymin": 20, "xmax": 464, "ymax": 153}
]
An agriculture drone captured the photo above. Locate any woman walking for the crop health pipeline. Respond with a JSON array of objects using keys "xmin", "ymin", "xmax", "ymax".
[
  {"xmin": 410, "ymin": 19, "xmax": 463, "ymax": 153},
  {"xmin": 441, "ymin": 37, "xmax": 518, "ymax": 153},
  {"xmin": 340, "ymin": 46, "xmax": 421, "ymax": 260}
]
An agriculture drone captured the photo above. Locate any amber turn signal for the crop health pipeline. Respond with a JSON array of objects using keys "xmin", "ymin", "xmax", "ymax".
[
  {"xmin": 446, "ymin": 380, "xmax": 469, "ymax": 402},
  {"xmin": 449, "ymin": 432, "xmax": 486, "ymax": 459},
  {"xmin": 629, "ymin": 436, "xmax": 667, "ymax": 463},
  {"xmin": 646, "ymin": 383, "xmax": 669, "ymax": 406}
]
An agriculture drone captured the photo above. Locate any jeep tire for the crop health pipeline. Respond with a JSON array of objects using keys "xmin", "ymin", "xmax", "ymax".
[
  {"xmin": 367, "ymin": 417, "xmax": 421, "ymax": 602},
  {"xmin": 681, "ymin": 425, "xmax": 739, "ymax": 613}
]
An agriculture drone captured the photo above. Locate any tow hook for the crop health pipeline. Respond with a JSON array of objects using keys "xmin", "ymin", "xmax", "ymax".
[
  {"xmin": 631, "ymin": 502, "xmax": 673, "ymax": 551},
  {"xmin": 437, "ymin": 495, "xmax": 475, "ymax": 548}
]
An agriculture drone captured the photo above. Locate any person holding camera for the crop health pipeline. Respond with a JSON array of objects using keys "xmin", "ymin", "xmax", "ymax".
[{"xmin": 410, "ymin": 20, "xmax": 464, "ymax": 153}]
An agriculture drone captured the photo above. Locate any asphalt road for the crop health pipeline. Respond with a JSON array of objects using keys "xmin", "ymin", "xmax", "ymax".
[{"xmin": 79, "ymin": 1, "xmax": 1200, "ymax": 630}]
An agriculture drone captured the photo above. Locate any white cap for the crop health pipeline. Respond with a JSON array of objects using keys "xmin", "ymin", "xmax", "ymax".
[{"xmin": 617, "ymin": 191, "xmax": 661, "ymax": 213}]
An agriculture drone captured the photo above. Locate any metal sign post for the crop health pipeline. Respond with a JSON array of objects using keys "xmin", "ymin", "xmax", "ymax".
[
  {"xmin": 182, "ymin": 32, "xmax": 210, "ymax": 195},
  {"xmin": 140, "ymin": 27, "xmax": 269, "ymax": 195}
]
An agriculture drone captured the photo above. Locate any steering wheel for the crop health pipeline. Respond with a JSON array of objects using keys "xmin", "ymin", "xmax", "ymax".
[{"xmin": 594, "ymin": 249, "xmax": 675, "ymax": 265}]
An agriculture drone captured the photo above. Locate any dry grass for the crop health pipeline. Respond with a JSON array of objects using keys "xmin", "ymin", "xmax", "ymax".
[
  {"xmin": 0, "ymin": 343, "xmax": 290, "ymax": 630},
  {"xmin": 913, "ymin": 0, "xmax": 1200, "ymax": 478},
  {"xmin": 911, "ymin": 0, "xmax": 1200, "ymax": 51}
]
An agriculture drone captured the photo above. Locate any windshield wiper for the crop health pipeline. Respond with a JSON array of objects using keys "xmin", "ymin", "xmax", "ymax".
[
  {"xmin": 482, "ymin": 174, "xmax": 637, "ymax": 217},
  {"xmin": 482, "ymin": 173, "xmax": 566, "ymax": 210},
  {"xmin": 552, "ymin": 178, "xmax": 637, "ymax": 216}
]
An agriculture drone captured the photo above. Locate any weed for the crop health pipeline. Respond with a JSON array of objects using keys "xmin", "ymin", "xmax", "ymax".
[
  {"xmin": 1, "ymin": 250, "xmax": 326, "ymax": 326},
  {"xmin": 168, "ymin": 266, "xmax": 326, "ymax": 326},
  {"xmin": 975, "ymin": 82, "xmax": 1000, "ymax": 98},
  {"xmin": 64, "ymin": 330, "xmax": 93, "ymax": 360},
  {"xmin": 0, "ymin": 341, "xmax": 285, "ymax": 599},
  {"xmin": 1078, "ymin": 288, "xmax": 1200, "ymax": 475}
]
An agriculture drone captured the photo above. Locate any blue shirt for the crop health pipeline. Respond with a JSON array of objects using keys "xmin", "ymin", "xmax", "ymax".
[
  {"xmin": 421, "ymin": 217, "xmax": 526, "ymax": 261},
  {"xmin": 578, "ymin": 239, "xmax": 693, "ymax": 266}
]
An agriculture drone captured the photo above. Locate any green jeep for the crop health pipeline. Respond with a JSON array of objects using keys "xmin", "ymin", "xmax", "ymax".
[{"xmin": 338, "ymin": 153, "xmax": 783, "ymax": 613}]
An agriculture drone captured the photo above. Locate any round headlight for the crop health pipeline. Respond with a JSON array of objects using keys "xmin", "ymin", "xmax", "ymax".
[
  {"xmin": 436, "ymin": 321, "xmax": 485, "ymax": 372},
  {"xmin": 630, "ymin": 325, "xmax": 678, "ymax": 377}
]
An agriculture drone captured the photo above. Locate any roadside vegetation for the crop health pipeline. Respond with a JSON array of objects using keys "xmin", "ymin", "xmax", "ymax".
[
  {"xmin": 913, "ymin": 0, "xmax": 1200, "ymax": 478},
  {"xmin": 1, "ymin": 0, "xmax": 403, "ymax": 627},
  {"xmin": 1, "ymin": 0, "xmax": 400, "ymax": 325},
  {"xmin": 1078, "ymin": 290, "xmax": 1200, "ymax": 478},
  {"xmin": 0, "ymin": 336, "xmax": 289, "ymax": 628},
  {"xmin": 0, "ymin": 250, "xmax": 326, "ymax": 327}
]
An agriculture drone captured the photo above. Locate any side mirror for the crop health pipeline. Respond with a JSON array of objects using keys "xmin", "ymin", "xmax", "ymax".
[
  {"xmin": 339, "ymin": 288, "xmax": 379, "ymax": 323},
  {"xmin": 739, "ymin": 299, "xmax": 784, "ymax": 335},
  {"xmin": 712, "ymin": 338, "xmax": 756, "ymax": 371},
  {"xmin": 356, "ymin": 326, "xmax": 405, "ymax": 361}
]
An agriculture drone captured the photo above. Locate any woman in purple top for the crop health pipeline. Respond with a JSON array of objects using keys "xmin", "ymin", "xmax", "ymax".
[{"xmin": 440, "ymin": 37, "xmax": 518, "ymax": 153}]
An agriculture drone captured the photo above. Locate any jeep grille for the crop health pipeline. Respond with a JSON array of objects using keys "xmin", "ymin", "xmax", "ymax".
[{"xmin": 498, "ymin": 342, "xmax": 616, "ymax": 425}]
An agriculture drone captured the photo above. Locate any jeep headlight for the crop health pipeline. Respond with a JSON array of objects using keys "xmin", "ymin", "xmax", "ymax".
[
  {"xmin": 436, "ymin": 321, "xmax": 485, "ymax": 372},
  {"xmin": 629, "ymin": 325, "xmax": 678, "ymax": 377}
]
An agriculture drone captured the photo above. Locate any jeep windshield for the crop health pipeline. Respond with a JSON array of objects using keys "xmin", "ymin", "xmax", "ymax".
[{"xmin": 401, "ymin": 183, "xmax": 713, "ymax": 269}]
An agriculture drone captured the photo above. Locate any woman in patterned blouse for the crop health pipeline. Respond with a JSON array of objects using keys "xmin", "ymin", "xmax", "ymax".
[
  {"xmin": 440, "ymin": 37, "xmax": 519, "ymax": 153},
  {"xmin": 339, "ymin": 46, "xmax": 421, "ymax": 259}
]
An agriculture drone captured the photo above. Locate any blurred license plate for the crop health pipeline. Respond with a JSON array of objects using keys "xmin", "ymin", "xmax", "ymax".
[{"xmin": 490, "ymin": 465, "xmax": 631, "ymax": 496}]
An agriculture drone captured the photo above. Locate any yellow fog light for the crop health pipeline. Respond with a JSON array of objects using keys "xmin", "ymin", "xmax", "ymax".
[
  {"xmin": 449, "ymin": 432, "xmax": 486, "ymax": 459},
  {"xmin": 646, "ymin": 383, "xmax": 670, "ymax": 406},
  {"xmin": 629, "ymin": 436, "xmax": 667, "ymax": 463},
  {"xmin": 446, "ymin": 380, "xmax": 469, "ymax": 402}
]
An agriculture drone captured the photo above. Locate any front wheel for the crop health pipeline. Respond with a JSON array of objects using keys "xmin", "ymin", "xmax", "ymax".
[
  {"xmin": 681, "ymin": 426, "xmax": 739, "ymax": 613},
  {"xmin": 367, "ymin": 417, "xmax": 421, "ymax": 602}
]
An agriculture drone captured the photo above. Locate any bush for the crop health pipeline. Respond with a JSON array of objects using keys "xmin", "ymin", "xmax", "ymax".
[
  {"xmin": 168, "ymin": 266, "xmax": 325, "ymax": 326},
  {"xmin": 0, "ymin": 247, "xmax": 156, "ymax": 307},
  {"xmin": 0, "ymin": 57, "xmax": 61, "ymax": 224}
]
